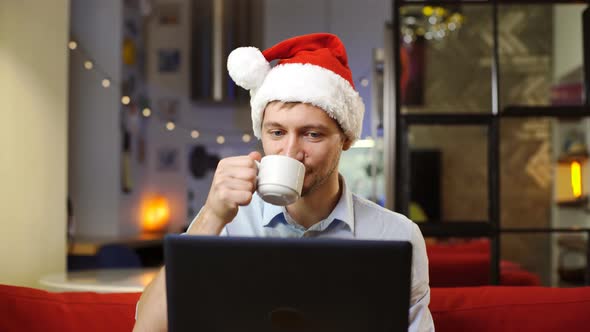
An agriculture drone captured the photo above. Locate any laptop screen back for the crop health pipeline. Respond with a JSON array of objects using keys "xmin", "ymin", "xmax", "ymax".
[{"xmin": 165, "ymin": 235, "xmax": 412, "ymax": 332}]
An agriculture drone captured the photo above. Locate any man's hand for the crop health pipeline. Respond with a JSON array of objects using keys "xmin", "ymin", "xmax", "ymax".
[
  {"xmin": 133, "ymin": 268, "xmax": 167, "ymax": 332},
  {"xmin": 188, "ymin": 151, "xmax": 261, "ymax": 235},
  {"xmin": 134, "ymin": 152, "xmax": 262, "ymax": 331}
]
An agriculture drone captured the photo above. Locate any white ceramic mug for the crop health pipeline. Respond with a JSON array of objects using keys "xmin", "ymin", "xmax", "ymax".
[{"xmin": 256, "ymin": 155, "xmax": 305, "ymax": 206}]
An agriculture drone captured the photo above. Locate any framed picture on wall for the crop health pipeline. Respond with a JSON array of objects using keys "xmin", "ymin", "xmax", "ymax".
[
  {"xmin": 158, "ymin": 3, "xmax": 181, "ymax": 25},
  {"xmin": 158, "ymin": 49, "xmax": 181, "ymax": 72},
  {"xmin": 157, "ymin": 147, "xmax": 180, "ymax": 172}
]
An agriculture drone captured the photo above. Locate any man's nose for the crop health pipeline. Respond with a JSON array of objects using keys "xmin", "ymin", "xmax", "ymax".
[{"xmin": 283, "ymin": 136, "xmax": 304, "ymax": 161}]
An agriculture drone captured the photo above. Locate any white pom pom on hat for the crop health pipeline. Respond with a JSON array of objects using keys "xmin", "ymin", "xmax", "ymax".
[{"xmin": 227, "ymin": 46, "xmax": 271, "ymax": 90}]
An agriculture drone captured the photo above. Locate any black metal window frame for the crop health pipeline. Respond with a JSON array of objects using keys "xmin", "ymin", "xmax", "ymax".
[{"xmin": 391, "ymin": 0, "xmax": 590, "ymax": 285}]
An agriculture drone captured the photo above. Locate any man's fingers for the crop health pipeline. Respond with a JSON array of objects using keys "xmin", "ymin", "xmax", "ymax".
[
  {"xmin": 218, "ymin": 155, "xmax": 258, "ymax": 169},
  {"xmin": 230, "ymin": 167, "xmax": 257, "ymax": 182},
  {"xmin": 202, "ymin": 153, "xmax": 260, "ymax": 224},
  {"xmin": 212, "ymin": 167, "xmax": 256, "ymax": 189},
  {"xmin": 217, "ymin": 189, "xmax": 254, "ymax": 207},
  {"xmin": 216, "ymin": 177, "xmax": 256, "ymax": 193}
]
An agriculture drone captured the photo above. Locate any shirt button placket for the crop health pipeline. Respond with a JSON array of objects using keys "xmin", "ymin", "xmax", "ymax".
[{"xmin": 302, "ymin": 231, "xmax": 318, "ymax": 238}]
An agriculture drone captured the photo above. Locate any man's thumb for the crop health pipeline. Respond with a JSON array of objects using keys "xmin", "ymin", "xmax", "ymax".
[{"xmin": 248, "ymin": 151, "xmax": 262, "ymax": 162}]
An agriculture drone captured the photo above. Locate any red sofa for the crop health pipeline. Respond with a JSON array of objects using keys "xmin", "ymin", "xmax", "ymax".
[
  {"xmin": 2, "ymin": 283, "xmax": 590, "ymax": 331},
  {"xmin": 430, "ymin": 286, "xmax": 590, "ymax": 331},
  {"xmin": 427, "ymin": 239, "xmax": 541, "ymax": 287}
]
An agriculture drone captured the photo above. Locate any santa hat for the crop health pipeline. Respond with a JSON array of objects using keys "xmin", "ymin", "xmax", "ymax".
[{"xmin": 227, "ymin": 33, "xmax": 365, "ymax": 142}]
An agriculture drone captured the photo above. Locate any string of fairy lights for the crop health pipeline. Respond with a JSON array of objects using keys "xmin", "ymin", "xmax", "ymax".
[
  {"xmin": 67, "ymin": 38, "xmax": 256, "ymax": 145},
  {"xmin": 68, "ymin": 38, "xmax": 377, "ymax": 149}
]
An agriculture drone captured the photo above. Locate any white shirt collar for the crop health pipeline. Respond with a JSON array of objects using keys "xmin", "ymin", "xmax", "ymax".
[{"xmin": 261, "ymin": 175, "xmax": 354, "ymax": 233}]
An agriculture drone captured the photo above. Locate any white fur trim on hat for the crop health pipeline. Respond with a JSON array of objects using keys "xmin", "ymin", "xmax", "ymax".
[
  {"xmin": 250, "ymin": 63, "xmax": 365, "ymax": 142},
  {"xmin": 227, "ymin": 47, "xmax": 271, "ymax": 90}
]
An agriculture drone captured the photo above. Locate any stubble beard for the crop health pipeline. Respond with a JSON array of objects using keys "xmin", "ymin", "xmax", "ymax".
[{"xmin": 300, "ymin": 151, "xmax": 341, "ymax": 197}]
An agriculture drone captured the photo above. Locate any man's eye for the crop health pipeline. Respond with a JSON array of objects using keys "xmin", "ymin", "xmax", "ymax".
[
  {"xmin": 307, "ymin": 132, "xmax": 321, "ymax": 139},
  {"xmin": 270, "ymin": 130, "xmax": 283, "ymax": 137}
]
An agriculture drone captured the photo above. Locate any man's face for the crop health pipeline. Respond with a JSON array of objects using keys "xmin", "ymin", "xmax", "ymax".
[{"xmin": 261, "ymin": 102, "xmax": 352, "ymax": 196}]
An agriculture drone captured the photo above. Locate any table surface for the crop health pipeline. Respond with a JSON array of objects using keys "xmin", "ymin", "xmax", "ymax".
[
  {"xmin": 68, "ymin": 232, "xmax": 165, "ymax": 255},
  {"xmin": 39, "ymin": 268, "xmax": 159, "ymax": 293}
]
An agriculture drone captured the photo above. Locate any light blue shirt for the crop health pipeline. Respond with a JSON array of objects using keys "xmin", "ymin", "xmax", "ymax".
[{"xmin": 189, "ymin": 177, "xmax": 434, "ymax": 332}]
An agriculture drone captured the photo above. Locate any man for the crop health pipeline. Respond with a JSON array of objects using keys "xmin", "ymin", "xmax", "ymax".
[{"xmin": 134, "ymin": 33, "xmax": 434, "ymax": 332}]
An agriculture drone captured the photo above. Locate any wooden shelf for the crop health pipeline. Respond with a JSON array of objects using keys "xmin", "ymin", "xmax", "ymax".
[
  {"xmin": 557, "ymin": 152, "xmax": 589, "ymax": 164},
  {"xmin": 557, "ymin": 234, "xmax": 587, "ymax": 253},
  {"xmin": 557, "ymin": 196, "xmax": 589, "ymax": 208}
]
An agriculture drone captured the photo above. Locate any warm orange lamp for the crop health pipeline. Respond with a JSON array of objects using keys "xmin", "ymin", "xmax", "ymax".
[
  {"xmin": 141, "ymin": 196, "xmax": 170, "ymax": 232},
  {"xmin": 555, "ymin": 159, "xmax": 587, "ymax": 204},
  {"xmin": 571, "ymin": 161, "xmax": 582, "ymax": 198}
]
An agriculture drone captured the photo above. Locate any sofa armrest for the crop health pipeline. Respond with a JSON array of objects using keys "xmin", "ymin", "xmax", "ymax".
[
  {"xmin": 0, "ymin": 284, "xmax": 140, "ymax": 332},
  {"xmin": 431, "ymin": 286, "xmax": 590, "ymax": 332}
]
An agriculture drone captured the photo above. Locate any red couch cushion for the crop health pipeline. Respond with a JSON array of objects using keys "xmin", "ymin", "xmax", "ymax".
[
  {"xmin": 427, "ymin": 238, "xmax": 542, "ymax": 287},
  {"xmin": 428, "ymin": 253, "xmax": 541, "ymax": 287},
  {"xmin": 429, "ymin": 253, "xmax": 492, "ymax": 287},
  {"xmin": 430, "ymin": 286, "xmax": 590, "ymax": 332},
  {"xmin": 427, "ymin": 238, "xmax": 490, "ymax": 256},
  {"xmin": 0, "ymin": 284, "xmax": 140, "ymax": 332},
  {"xmin": 3, "ymin": 284, "xmax": 590, "ymax": 331}
]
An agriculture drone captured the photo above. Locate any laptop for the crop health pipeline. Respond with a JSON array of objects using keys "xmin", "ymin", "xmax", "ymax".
[{"xmin": 164, "ymin": 235, "xmax": 412, "ymax": 332}]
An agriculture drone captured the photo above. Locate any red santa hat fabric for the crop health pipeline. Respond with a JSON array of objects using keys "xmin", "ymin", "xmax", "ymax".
[{"xmin": 227, "ymin": 33, "xmax": 365, "ymax": 142}]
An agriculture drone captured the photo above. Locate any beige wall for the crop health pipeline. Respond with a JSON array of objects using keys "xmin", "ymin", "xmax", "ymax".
[
  {"xmin": 553, "ymin": 4, "xmax": 586, "ymax": 82},
  {"xmin": 0, "ymin": 1, "xmax": 69, "ymax": 287}
]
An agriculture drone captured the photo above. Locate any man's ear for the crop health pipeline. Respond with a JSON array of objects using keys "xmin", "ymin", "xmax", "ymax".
[{"xmin": 342, "ymin": 137, "xmax": 353, "ymax": 151}]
